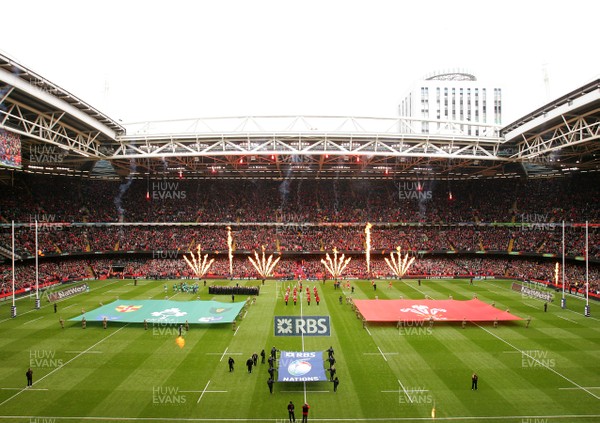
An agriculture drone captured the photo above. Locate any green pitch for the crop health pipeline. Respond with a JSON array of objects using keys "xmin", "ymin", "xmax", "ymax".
[{"xmin": 0, "ymin": 277, "xmax": 598, "ymax": 422}]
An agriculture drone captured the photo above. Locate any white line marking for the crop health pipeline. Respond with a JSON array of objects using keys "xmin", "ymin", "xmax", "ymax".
[
  {"xmin": 23, "ymin": 316, "xmax": 44, "ymax": 325},
  {"xmin": 0, "ymin": 323, "xmax": 129, "ymax": 407},
  {"xmin": 377, "ymin": 346, "xmax": 388, "ymax": 362},
  {"xmin": 205, "ymin": 352, "xmax": 242, "ymax": 356},
  {"xmin": 400, "ymin": 279, "xmax": 428, "ymax": 297},
  {"xmin": 196, "ymin": 380, "xmax": 211, "ymax": 404},
  {"xmin": 397, "ymin": 379, "xmax": 413, "ymax": 403},
  {"xmin": 233, "ymin": 326, "xmax": 240, "ymax": 336},
  {"xmin": 64, "ymin": 351, "xmax": 103, "ymax": 354},
  {"xmin": 474, "ymin": 322, "xmax": 600, "ymax": 400},
  {"xmin": 557, "ymin": 315, "xmax": 578, "ymax": 324},
  {"xmin": 365, "ymin": 326, "xmax": 372, "ymax": 336},
  {"xmin": 280, "ymin": 390, "xmax": 330, "ymax": 393},
  {"xmin": 559, "ymin": 386, "xmax": 600, "ymax": 390},
  {"xmin": 363, "ymin": 352, "xmax": 398, "ymax": 356},
  {"xmin": 0, "ymin": 387, "xmax": 48, "ymax": 391},
  {"xmin": 219, "ymin": 347, "xmax": 229, "ymax": 362},
  {"xmin": 180, "ymin": 390, "xmax": 227, "ymax": 393},
  {"xmin": 381, "ymin": 389, "xmax": 429, "ymax": 393}
]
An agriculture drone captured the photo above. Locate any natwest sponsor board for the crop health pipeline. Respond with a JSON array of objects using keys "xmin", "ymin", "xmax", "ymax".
[
  {"xmin": 511, "ymin": 282, "xmax": 553, "ymax": 302},
  {"xmin": 47, "ymin": 283, "xmax": 88, "ymax": 302}
]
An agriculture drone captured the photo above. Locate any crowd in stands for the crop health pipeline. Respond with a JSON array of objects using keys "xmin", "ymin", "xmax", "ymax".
[
  {"xmin": 1, "ymin": 173, "xmax": 599, "ymax": 224},
  {"xmin": 0, "ymin": 131, "xmax": 22, "ymax": 168},
  {"xmin": 0, "ymin": 172, "xmax": 598, "ymax": 297}
]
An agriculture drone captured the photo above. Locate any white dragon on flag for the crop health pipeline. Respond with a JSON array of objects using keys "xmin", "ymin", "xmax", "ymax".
[{"xmin": 400, "ymin": 304, "xmax": 447, "ymax": 320}]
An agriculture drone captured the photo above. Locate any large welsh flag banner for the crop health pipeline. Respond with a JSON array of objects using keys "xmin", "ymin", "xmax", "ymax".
[
  {"xmin": 69, "ymin": 299, "xmax": 245, "ymax": 324},
  {"xmin": 354, "ymin": 299, "xmax": 522, "ymax": 322}
]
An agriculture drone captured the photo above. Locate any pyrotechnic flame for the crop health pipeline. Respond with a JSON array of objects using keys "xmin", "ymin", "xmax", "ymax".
[
  {"xmin": 320, "ymin": 247, "xmax": 352, "ymax": 280},
  {"xmin": 183, "ymin": 244, "xmax": 215, "ymax": 279},
  {"xmin": 554, "ymin": 262, "xmax": 559, "ymax": 285},
  {"xmin": 248, "ymin": 245, "xmax": 281, "ymax": 279},
  {"xmin": 227, "ymin": 226, "xmax": 233, "ymax": 277},
  {"xmin": 365, "ymin": 222, "xmax": 372, "ymax": 275},
  {"xmin": 384, "ymin": 246, "xmax": 416, "ymax": 279},
  {"xmin": 176, "ymin": 336, "xmax": 185, "ymax": 349}
]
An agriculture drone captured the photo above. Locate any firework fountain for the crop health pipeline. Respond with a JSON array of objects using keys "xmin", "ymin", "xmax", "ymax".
[
  {"xmin": 321, "ymin": 247, "xmax": 352, "ymax": 280},
  {"xmin": 183, "ymin": 244, "xmax": 215, "ymax": 278},
  {"xmin": 384, "ymin": 246, "xmax": 416, "ymax": 280},
  {"xmin": 365, "ymin": 222, "xmax": 372, "ymax": 275},
  {"xmin": 248, "ymin": 245, "xmax": 281, "ymax": 279},
  {"xmin": 227, "ymin": 226, "xmax": 234, "ymax": 278},
  {"xmin": 554, "ymin": 262, "xmax": 559, "ymax": 286}
]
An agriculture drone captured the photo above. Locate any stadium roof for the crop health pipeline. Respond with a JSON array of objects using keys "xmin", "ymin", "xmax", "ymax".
[{"xmin": 1, "ymin": 52, "xmax": 598, "ymax": 181}]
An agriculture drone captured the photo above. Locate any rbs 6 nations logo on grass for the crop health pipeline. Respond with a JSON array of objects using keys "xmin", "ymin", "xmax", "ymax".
[{"xmin": 274, "ymin": 316, "xmax": 330, "ymax": 336}]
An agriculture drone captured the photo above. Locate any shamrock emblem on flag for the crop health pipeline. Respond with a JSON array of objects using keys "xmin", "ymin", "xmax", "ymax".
[{"xmin": 150, "ymin": 308, "xmax": 187, "ymax": 321}]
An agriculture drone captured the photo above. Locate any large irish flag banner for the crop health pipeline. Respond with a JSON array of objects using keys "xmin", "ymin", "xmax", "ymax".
[
  {"xmin": 70, "ymin": 299, "xmax": 245, "ymax": 324},
  {"xmin": 354, "ymin": 299, "xmax": 521, "ymax": 322}
]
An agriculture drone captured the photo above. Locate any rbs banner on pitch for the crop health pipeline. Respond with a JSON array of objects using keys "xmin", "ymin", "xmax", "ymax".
[
  {"xmin": 274, "ymin": 316, "xmax": 330, "ymax": 336},
  {"xmin": 277, "ymin": 351, "xmax": 329, "ymax": 382}
]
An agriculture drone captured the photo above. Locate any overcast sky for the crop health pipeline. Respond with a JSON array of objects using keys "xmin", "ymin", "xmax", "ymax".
[{"xmin": 2, "ymin": 0, "xmax": 599, "ymax": 126}]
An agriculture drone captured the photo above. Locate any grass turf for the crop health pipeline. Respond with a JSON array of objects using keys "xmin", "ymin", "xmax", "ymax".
[{"xmin": 0, "ymin": 277, "xmax": 598, "ymax": 422}]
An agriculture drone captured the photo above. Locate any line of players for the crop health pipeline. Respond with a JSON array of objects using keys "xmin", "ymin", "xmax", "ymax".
[{"xmin": 283, "ymin": 282, "xmax": 321, "ymax": 306}]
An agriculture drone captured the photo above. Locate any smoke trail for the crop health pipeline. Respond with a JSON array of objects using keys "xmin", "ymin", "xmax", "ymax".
[
  {"xmin": 279, "ymin": 155, "xmax": 301, "ymax": 212},
  {"xmin": 114, "ymin": 158, "xmax": 136, "ymax": 222},
  {"xmin": 418, "ymin": 180, "xmax": 435, "ymax": 219},
  {"xmin": 333, "ymin": 178, "xmax": 339, "ymax": 215},
  {"xmin": 365, "ymin": 222, "xmax": 372, "ymax": 275},
  {"xmin": 296, "ymin": 179, "xmax": 303, "ymax": 210},
  {"xmin": 279, "ymin": 178, "xmax": 290, "ymax": 211},
  {"xmin": 227, "ymin": 226, "xmax": 233, "ymax": 278}
]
